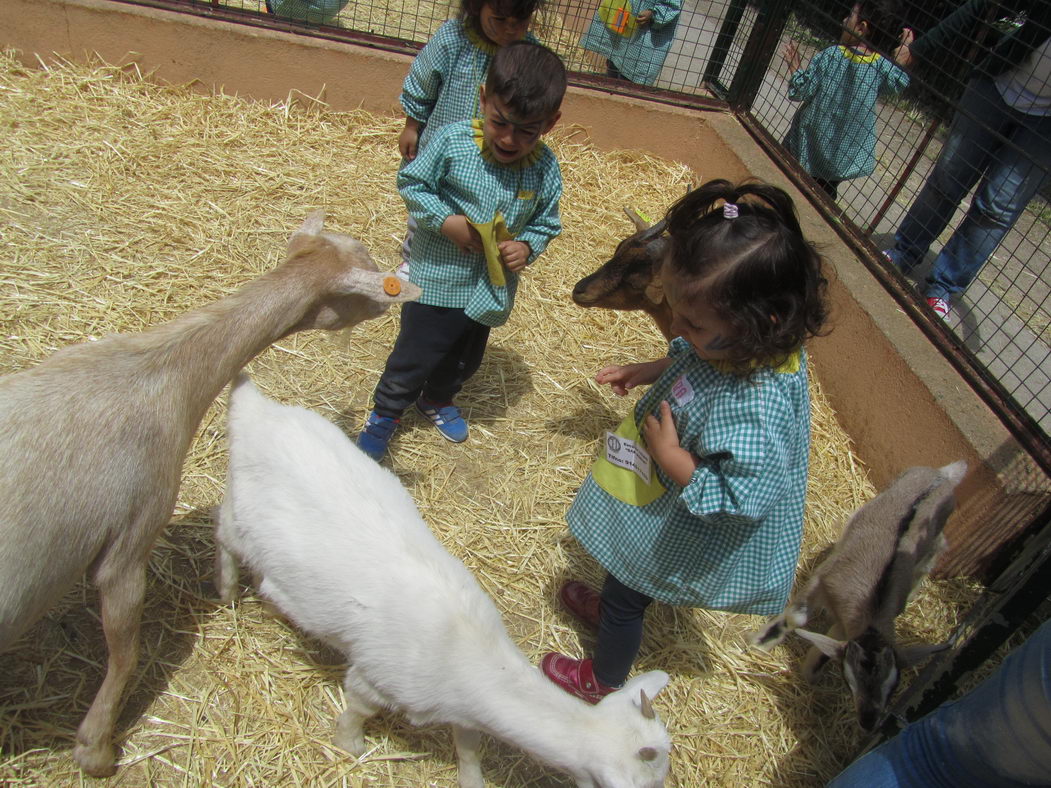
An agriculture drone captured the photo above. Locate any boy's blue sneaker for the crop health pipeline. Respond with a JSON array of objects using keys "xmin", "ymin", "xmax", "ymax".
[
  {"xmin": 356, "ymin": 412, "xmax": 399, "ymax": 460},
  {"xmin": 416, "ymin": 398, "xmax": 468, "ymax": 443}
]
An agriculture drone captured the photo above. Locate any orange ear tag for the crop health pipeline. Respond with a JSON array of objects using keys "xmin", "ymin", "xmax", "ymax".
[{"xmin": 383, "ymin": 276, "xmax": 402, "ymax": 296}]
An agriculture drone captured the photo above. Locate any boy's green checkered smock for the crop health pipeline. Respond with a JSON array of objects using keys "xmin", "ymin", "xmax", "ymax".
[
  {"xmin": 400, "ymin": 20, "xmax": 540, "ymax": 152},
  {"xmin": 397, "ymin": 119, "xmax": 562, "ymax": 327},
  {"xmin": 567, "ymin": 338, "xmax": 812, "ymax": 616}
]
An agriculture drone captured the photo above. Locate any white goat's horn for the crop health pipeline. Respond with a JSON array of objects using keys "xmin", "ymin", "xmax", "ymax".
[{"xmin": 640, "ymin": 689, "xmax": 655, "ymax": 719}]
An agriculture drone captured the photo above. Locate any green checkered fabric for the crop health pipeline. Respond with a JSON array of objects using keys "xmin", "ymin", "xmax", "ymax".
[
  {"xmin": 400, "ymin": 20, "xmax": 540, "ymax": 152},
  {"xmin": 567, "ymin": 338, "xmax": 812, "ymax": 615},
  {"xmin": 784, "ymin": 46, "xmax": 909, "ymax": 181},
  {"xmin": 397, "ymin": 120, "xmax": 562, "ymax": 327}
]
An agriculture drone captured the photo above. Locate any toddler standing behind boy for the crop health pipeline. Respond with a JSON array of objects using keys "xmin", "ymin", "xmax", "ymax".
[{"xmin": 357, "ymin": 42, "xmax": 566, "ymax": 460}]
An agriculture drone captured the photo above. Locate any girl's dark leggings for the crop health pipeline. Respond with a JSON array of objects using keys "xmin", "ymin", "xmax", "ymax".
[{"xmin": 593, "ymin": 572, "xmax": 654, "ymax": 687}]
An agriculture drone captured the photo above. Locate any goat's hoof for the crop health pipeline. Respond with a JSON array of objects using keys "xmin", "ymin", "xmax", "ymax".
[{"xmin": 73, "ymin": 739, "xmax": 117, "ymax": 777}]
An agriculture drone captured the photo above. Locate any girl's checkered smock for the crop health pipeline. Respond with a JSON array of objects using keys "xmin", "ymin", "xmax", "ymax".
[
  {"xmin": 400, "ymin": 19, "xmax": 540, "ymax": 152},
  {"xmin": 567, "ymin": 338, "xmax": 812, "ymax": 615},
  {"xmin": 397, "ymin": 120, "xmax": 562, "ymax": 327},
  {"xmin": 579, "ymin": 0, "xmax": 681, "ymax": 86},
  {"xmin": 784, "ymin": 46, "xmax": 909, "ymax": 182}
]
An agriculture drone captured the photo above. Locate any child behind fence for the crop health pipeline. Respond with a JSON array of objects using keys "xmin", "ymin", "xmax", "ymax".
[{"xmin": 782, "ymin": 0, "xmax": 913, "ymax": 200}]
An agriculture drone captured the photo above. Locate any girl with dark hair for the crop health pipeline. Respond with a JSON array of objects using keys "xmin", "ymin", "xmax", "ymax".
[{"xmin": 542, "ymin": 179, "xmax": 830, "ymax": 703}]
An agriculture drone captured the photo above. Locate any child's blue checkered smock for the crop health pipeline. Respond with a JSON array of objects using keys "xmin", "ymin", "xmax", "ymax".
[{"xmin": 567, "ymin": 338, "xmax": 812, "ymax": 615}]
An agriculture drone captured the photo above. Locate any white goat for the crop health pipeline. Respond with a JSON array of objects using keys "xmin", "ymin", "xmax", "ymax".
[
  {"xmin": 0, "ymin": 211, "xmax": 419, "ymax": 777},
  {"xmin": 215, "ymin": 375, "xmax": 673, "ymax": 788},
  {"xmin": 751, "ymin": 460, "xmax": 967, "ymax": 731}
]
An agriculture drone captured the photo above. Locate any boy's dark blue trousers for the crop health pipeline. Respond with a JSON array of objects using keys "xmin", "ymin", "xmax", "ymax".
[{"xmin": 372, "ymin": 301, "xmax": 490, "ymax": 419}]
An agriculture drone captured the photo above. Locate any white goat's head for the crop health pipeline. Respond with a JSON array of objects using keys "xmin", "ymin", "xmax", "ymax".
[{"xmin": 573, "ymin": 671, "xmax": 672, "ymax": 788}]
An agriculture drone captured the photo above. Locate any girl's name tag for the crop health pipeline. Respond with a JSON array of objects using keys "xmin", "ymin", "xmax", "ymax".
[
  {"xmin": 604, "ymin": 431, "xmax": 652, "ymax": 483},
  {"xmin": 671, "ymin": 374, "xmax": 694, "ymax": 406}
]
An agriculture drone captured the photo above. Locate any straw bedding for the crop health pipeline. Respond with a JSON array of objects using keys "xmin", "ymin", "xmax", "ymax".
[{"xmin": 0, "ymin": 51, "xmax": 982, "ymax": 787}]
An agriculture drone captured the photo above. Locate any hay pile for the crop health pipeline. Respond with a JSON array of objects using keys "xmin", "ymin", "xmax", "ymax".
[{"xmin": 0, "ymin": 51, "xmax": 980, "ymax": 787}]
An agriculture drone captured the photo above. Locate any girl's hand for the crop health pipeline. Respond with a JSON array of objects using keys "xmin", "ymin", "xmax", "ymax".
[
  {"xmin": 636, "ymin": 9, "xmax": 653, "ymax": 26},
  {"xmin": 441, "ymin": 215, "xmax": 483, "ymax": 253},
  {"xmin": 399, "ymin": 118, "xmax": 421, "ymax": 161},
  {"xmin": 781, "ymin": 40, "xmax": 801, "ymax": 73},
  {"xmin": 642, "ymin": 400, "xmax": 699, "ymax": 486},
  {"xmin": 597, "ymin": 364, "xmax": 649, "ymax": 396},
  {"xmin": 596, "ymin": 358, "xmax": 673, "ymax": 396},
  {"xmin": 499, "ymin": 240, "xmax": 531, "ymax": 272}
]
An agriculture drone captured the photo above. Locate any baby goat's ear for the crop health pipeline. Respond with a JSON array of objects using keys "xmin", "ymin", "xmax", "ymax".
[
  {"xmin": 611, "ymin": 670, "xmax": 670, "ymax": 713},
  {"xmin": 340, "ymin": 268, "xmax": 422, "ymax": 303},
  {"xmin": 795, "ymin": 629, "xmax": 846, "ymax": 660}
]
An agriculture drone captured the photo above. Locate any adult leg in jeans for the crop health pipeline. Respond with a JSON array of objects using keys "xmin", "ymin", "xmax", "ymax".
[
  {"xmin": 592, "ymin": 573, "xmax": 654, "ymax": 687},
  {"xmin": 925, "ymin": 109, "xmax": 1051, "ymax": 300},
  {"xmin": 892, "ymin": 77, "xmax": 1010, "ymax": 271}
]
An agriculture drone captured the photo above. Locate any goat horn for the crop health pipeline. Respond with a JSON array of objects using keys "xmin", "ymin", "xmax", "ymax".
[
  {"xmin": 640, "ymin": 689, "xmax": 655, "ymax": 719},
  {"xmin": 640, "ymin": 218, "xmax": 667, "ymax": 240}
]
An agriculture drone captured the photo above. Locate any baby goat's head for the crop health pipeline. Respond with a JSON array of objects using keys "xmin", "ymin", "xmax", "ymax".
[
  {"xmin": 796, "ymin": 626, "xmax": 947, "ymax": 732},
  {"xmin": 283, "ymin": 211, "xmax": 421, "ymax": 333},
  {"xmin": 571, "ymin": 208, "xmax": 673, "ymax": 340}
]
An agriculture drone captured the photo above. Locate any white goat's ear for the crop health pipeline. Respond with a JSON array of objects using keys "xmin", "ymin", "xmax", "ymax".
[
  {"xmin": 339, "ymin": 268, "xmax": 422, "ymax": 303},
  {"xmin": 295, "ymin": 210, "xmax": 326, "ymax": 238},
  {"xmin": 619, "ymin": 670, "xmax": 670, "ymax": 710},
  {"xmin": 795, "ymin": 629, "xmax": 846, "ymax": 660}
]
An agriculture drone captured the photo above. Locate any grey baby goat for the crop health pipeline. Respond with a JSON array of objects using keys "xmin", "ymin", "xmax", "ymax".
[{"xmin": 751, "ymin": 461, "xmax": 967, "ymax": 730}]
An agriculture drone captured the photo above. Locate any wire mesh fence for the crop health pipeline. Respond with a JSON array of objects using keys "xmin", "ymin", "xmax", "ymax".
[
  {"xmin": 102, "ymin": 0, "xmax": 1051, "ymax": 449},
  {"xmin": 745, "ymin": 0, "xmax": 1051, "ymax": 447}
]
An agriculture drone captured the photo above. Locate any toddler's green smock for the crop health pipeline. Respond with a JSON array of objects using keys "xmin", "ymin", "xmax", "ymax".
[{"xmin": 567, "ymin": 338, "xmax": 812, "ymax": 615}]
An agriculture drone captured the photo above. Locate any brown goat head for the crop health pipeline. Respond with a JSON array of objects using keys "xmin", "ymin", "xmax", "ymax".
[{"xmin": 571, "ymin": 207, "xmax": 674, "ymax": 340}]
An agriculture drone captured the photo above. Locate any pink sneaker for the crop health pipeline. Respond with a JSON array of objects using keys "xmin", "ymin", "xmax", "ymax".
[
  {"xmin": 540, "ymin": 653, "xmax": 616, "ymax": 704},
  {"xmin": 559, "ymin": 580, "xmax": 601, "ymax": 630},
  {"xmin": 927, "ymin": 296, "xmax": 950, "ymax": 320}
]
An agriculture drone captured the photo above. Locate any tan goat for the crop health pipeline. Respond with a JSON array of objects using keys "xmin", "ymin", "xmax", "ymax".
[
  {"xmin": 0, "ymin": 212, "xmax": 420, "ymax": 777},
  {"xmin": 751, "ymin": 461, "xmax": 967, "ymax": 731}
]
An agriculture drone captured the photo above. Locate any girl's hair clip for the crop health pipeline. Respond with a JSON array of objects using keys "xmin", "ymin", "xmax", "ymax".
[{"xmin": 723, "ymin": 202, "xmax": 739, "ymax": 219}]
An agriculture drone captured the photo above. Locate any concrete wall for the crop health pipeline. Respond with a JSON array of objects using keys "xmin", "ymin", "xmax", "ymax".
[{"xmin": 3, "ymin": 0, "xmax": 1041, "ymax": 576}]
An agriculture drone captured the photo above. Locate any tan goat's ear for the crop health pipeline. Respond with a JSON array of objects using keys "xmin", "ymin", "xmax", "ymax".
[
  {"xmin": 794, "ymin": 628, "xmax": 846, "ymax": 660},
  {"xmin": 644, "ymin": 266, "xmax": 664, "ymax": 306},
  {"xmin": 341, "ymin": 268, "xmax": 422, "ymax": 303}
]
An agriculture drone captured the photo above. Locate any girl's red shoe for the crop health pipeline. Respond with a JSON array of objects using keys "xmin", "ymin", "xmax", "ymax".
[{"xmin": 540, "ymin": 653, "xmax": 616, "ymax": 704}]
